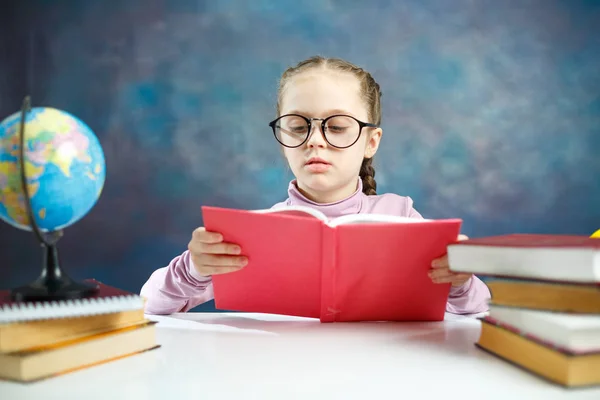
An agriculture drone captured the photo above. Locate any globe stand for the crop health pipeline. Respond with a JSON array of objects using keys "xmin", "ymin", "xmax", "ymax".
[{"xmin": 9, "ymin": 96, "xmax": 99, "ymax": 302}]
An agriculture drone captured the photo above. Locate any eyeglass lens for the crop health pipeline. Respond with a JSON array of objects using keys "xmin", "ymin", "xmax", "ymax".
[{"xmin": 274, "ymin": 115, "xmax": 361, "ymax": 148}]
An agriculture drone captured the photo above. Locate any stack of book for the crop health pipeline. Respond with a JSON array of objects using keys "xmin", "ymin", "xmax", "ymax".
[
  {"xmin": 448, "ymin": 233, "xmax": 600, "ymax": 388},
  {"xmin": 0, "ymin": 279, "xmax": 158, "ymax": 382}
]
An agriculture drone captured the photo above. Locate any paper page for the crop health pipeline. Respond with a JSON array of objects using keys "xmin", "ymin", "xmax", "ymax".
[
  {"xmin": 327, "ymin": 213, "xmax": 433, "ymax": 227},
  {"xmin": 252, "ymin": 205, "xmax": 328, "ymax": 222},
  {"xmin": 489, "ymin": 306, "xmax": 600, "ymax": 330}
]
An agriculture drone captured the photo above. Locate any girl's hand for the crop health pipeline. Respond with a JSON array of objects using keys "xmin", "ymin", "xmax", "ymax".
[
  {"xmin": 428, "ymin": 234, "xmax": 472, "ymax": 287},
  {"xmin": 188, "ymin": 227, "xmax": 248, "ymax": 277}
]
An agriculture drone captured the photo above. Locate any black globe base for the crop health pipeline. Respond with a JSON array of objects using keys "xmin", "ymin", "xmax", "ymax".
[
  {"xmin": 10, "ymin": 243, "xmax": 99, "ymax": 302},
  {"xmin": 10, "ymin": 278, "xmax": 99, "ymax": 302}
]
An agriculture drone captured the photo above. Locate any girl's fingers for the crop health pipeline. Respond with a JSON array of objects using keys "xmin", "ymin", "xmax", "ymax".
[
  {"xmin": 201, "ymin": 254, "xmax": 248, "ymax": 267},
  {"xmin": 192, "ymin": 227, "xmax": 223, "ymax": 244},
  {"xmin": 428, "ymin": 268, "xmax": 453, "ymax": 280},
  {"xmin": 430, "ymin": 272, "xmax": 471, "ymax": 284},
  {"xmin": 198, "ymin": 265, "xmax": 246, "ymax": 276},
  {"xmin": 199, "ymin": 242, "xmax": 242, "ymax": 255},
  {"xmin": 431, "ymin": 255, "xmax": 448, "ymax": 268}
]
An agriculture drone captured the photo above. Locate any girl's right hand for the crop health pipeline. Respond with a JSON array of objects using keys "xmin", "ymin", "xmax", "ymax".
[{"xmin": 188, "ymin": 227, "xmax": 248, "ymax": 277}]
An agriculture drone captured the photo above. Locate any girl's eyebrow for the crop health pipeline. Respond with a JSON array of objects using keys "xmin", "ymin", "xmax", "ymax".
[{"xmin": 285, "ymin": 109, "xmax": 355, "ymax": 117}]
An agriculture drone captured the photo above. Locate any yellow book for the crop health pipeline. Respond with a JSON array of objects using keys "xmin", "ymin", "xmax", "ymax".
[
  {"xmin": 0, "ymin": 308, "xmax": 145, "ymax": 352},
  {"xmin": 486, "ymin": 279, "xmax": 600, "ymax": 313},
  {"xmin": 0, "ymin": 320, "xmax": 158, "ymax": 382},
  {"xmin": 477, "ymin": 318, "xmax": 600, "ymax": 387}
]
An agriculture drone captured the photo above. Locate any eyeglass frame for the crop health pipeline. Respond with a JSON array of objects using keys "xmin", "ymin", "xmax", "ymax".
[{"xmin": 268, "ymin": 113, "xmax": 379, "ymax": 149}]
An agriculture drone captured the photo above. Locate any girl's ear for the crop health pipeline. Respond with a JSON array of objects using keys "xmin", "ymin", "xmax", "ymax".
[{"xmin": 364, "ymin": 128, "xmax": 382, "ymax": 159}]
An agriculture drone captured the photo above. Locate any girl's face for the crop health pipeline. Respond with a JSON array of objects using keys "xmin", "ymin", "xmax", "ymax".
[{"xmin": 279, "ymin": 70, "xmax": 382, "ymax": 203}]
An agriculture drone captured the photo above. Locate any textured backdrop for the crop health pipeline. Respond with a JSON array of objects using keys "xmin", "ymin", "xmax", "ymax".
[{"xmin": 1, "ymin": 0, "xmax": 599, "ymax": 311}]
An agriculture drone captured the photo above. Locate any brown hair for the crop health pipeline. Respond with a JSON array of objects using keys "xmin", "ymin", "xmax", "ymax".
[{"xmin": 276, "ymin": 56, "xmax": 382, "ymax": 195}]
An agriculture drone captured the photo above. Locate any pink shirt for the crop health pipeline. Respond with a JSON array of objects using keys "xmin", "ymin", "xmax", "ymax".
[{"xmin": 140, "ymin": 179, "xmax": 491, "ymax": 315}]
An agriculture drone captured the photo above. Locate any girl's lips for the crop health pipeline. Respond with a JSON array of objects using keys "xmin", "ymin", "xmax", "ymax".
[
  {"xmin": 305, "ymin": 161, "xmax": 331, "ymax": 173},
  {"xmin": 305, "ymin": 157, "xmax": 330, "ymax": 166}
]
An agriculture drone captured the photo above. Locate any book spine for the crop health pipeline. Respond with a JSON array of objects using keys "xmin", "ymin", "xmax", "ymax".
[{"xmin": 320, "ymin": 226, "xmax": 338, "ymax": 322}]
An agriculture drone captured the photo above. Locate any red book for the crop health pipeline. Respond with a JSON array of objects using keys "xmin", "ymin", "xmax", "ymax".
[
  {"xmin": 447, "ymin": 234, "xmax": 600, "ymax": 283},
  {"xmin": 202, "ymin": 206, "xmax": 462, "ymax": 322}
]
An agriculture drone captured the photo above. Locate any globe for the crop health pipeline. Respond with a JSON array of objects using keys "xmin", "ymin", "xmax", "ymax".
[{"xmin": 0, "ymin": 106, "xmax": 105, "ymax": 233}]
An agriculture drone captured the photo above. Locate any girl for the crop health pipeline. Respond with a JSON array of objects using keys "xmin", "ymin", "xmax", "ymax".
[{"xmin": 140, "ymin": 56, "xmax": 491, "ymax": 316}]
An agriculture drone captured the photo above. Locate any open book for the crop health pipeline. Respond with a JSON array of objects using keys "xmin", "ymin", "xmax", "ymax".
[{"xmin": 202, "ymin": 205, "xmax": 462, "ymax": 322}]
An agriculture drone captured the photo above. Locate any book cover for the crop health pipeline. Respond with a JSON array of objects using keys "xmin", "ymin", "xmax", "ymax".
[{"xmin": 202, "ymin": 205, "xmax": 462, "ymax": 322}]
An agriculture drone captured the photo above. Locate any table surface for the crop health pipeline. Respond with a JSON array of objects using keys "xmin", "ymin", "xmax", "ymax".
[{"xmin": 2, "ymin": 312, "xmax": 599, "ymax": 400}]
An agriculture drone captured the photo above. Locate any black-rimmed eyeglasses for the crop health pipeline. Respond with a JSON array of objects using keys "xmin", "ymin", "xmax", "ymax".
[{"xmin": 269, "ymin": 114, "xmax": 379, "ymax": 149}]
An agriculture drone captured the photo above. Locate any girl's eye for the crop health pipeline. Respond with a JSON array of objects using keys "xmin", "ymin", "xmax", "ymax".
[
  {"xmin": 328, "ymin": 126, "xmax": 348, "ymax": 133},
  {"xmin": 290, "ymin": 126, "xmax": 307, "ymax": 133},
  {"xmin": 326, "ymin": 116, "xmax": 356, "ymax": 134}
]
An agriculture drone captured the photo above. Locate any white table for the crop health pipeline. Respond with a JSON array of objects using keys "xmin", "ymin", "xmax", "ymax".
[{"xmin": 2, "ymin": 312, "xmax": 599, "ymax": 400}]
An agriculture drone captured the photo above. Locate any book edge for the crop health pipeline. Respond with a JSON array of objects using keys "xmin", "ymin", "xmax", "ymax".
[{"xmin": 481, "ymin": 317, "xmax": 600, "ymax": 356}]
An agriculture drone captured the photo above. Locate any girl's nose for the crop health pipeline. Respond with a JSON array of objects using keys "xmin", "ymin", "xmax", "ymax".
[{"xmin": 306, "ymin": 123, "xmax": 327, "ymax": 148}]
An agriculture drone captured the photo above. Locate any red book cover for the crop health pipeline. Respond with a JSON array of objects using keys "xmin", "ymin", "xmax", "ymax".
[{"xmin": 202, "ymin": 205, "xmax": 462, "ymax": 322}]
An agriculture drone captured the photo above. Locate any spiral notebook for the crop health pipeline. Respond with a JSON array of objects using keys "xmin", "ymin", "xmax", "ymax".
[{"xmin": 0, "ymin": 279, "xmax": 145, "ymax": 324}]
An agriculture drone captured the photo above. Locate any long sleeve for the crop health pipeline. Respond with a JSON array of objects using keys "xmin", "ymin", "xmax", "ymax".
[
  {"xmin": 140, "ymin": 250, "xmax": 214, "ymax": 315},
  {"xmin": 445, "ymin": 275, "xmax": 491, "ymax": 314},
  {"xmin": 408, "ymin": 206, "xmax": 423, "ymax": 219},
  {"xmin": 403, "ymin": 200, "xmax": 491, "ymax": 314}
]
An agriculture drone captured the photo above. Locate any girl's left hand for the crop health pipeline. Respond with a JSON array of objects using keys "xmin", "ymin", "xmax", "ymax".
[{"xmin": 428, "ymin": 234, "xmax": 472, "ymax": 287}]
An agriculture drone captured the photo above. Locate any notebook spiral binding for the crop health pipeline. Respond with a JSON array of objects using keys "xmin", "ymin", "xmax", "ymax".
[{"xmin": 0, "ymin": 295, "xmax": 145, "ymax": 324}]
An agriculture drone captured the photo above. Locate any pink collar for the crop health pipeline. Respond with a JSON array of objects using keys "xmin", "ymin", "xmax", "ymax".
[{"xmin": 285, "ymin": 178, "xmax": 365, "ymax": 219}]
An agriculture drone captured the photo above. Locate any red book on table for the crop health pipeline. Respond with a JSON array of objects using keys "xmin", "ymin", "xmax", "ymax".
[{"xmin": 202, "ymin": 205, "xmax": 462, "ymax": 322}]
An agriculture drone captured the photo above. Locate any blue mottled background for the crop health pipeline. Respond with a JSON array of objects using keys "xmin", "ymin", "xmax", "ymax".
[{"xmin": 1, "ymin": 0, "xmax": 599, "ymax": 311}]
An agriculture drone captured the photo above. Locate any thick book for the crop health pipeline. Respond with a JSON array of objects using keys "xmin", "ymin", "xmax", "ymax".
[
  {"xmin": 0, "ymin": 320, "xmax": 158, "ymax": 382},
  {"xmin": 447, "ymin": 234, "xmax": 600, "ymax": 283},
  {"xmin": 486, "ymin": 304, "xmax": 600, "ymax": 353},
  {"xmin": 0, "ymin": 308, "xmax": 145, "ymax": 353},
  {"xmin": 202, "ymin": 205, "xmax": 462, "ymax": 322},
  {"xmin": 477, "ymin": 318, "xmax": 600, "ymax": 387},
  {"xmin": 484, "ymin": 279, "xmax": 600, "ymax": 314}
]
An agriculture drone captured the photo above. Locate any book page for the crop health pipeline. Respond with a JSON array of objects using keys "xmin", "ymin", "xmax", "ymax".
[
  {"xmin": 252, "ymin": 205, "xmax": 328, "ymax": 222},
  {"xmin": 327, "ymin": 213, "xmax": 433, "ymax": 227}
]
